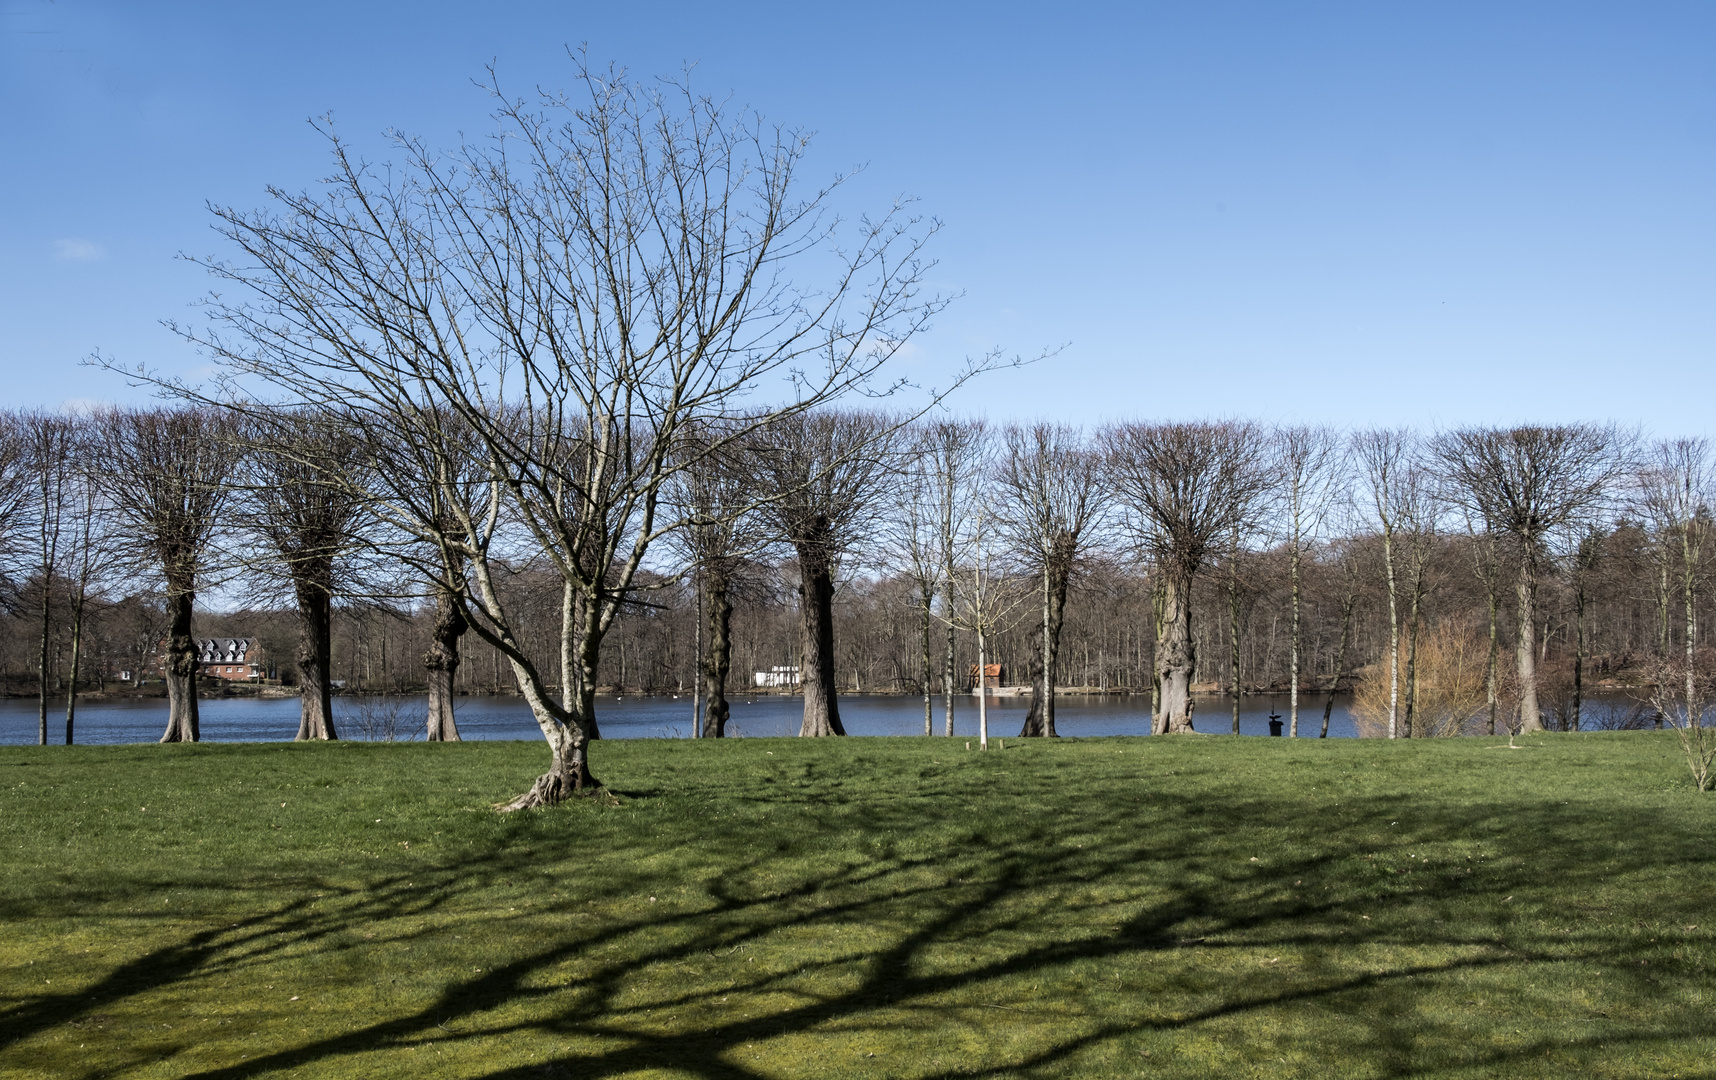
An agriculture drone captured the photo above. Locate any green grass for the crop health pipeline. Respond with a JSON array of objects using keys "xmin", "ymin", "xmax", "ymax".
[{"xmin": 1, "ymin": 733, "xmax": 1713, "ymax": 1079}]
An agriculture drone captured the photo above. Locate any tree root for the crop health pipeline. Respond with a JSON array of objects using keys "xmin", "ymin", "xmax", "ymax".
[{"xmin": 494, "ymin": 763, "xmax": 609, "ymax": 812}]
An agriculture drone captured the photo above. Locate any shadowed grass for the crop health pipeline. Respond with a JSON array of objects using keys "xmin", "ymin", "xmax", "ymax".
[{"xmin": 1, "ymin": 732, "xmax": 1713, "ymax": 1078}]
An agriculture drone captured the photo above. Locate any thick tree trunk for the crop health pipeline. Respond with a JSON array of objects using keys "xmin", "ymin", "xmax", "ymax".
[
  {"xmin": 1515, "ymin": 567, "xmax": 1544, "ymax": 732},
  {"xmin": 702, "ymin": 574, "xmax": 733, "ymax": 738},
  {"xmin": 796, "ymin": 537, "xmax": 845, "ymax": 736},
  {"xmin": 424, "ymin": 585, "xmax": 465, "ymax": 742},
  {"xmin": 294, "ymin": 586, "xmax": 338, "ymax": 741},
  {"xmin": 160, "ymin": 587, "xmax": 200, "ymax": 743},
  {"xmin": 498, "ymin": 696, "xmax": 598, "ymax": 810},
  {"xmin": 1020, "ymin": 558, "xmax": 1069, "ymax": 738},
  {"xmin": 1155, "ymin": 570, "xmax": 1197, "ymax": 733}
]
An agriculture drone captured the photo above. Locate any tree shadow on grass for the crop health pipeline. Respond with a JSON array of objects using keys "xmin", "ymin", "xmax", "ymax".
[{"xmin": 4, "ymin": 766, "xmax": 1714, "ymax": 1078}]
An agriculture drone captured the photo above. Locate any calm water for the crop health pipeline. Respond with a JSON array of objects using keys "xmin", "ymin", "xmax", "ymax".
[{"xmin": 0, "ymin": 691, "xmax": 1360, "ymax": 745}]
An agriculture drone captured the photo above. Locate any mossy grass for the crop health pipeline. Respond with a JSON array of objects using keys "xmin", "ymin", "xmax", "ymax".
[{"xmin": 2, "ymin": 733, "xmax": 1713, "ymax": 1078}]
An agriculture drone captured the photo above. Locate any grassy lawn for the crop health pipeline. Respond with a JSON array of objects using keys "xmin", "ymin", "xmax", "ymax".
[{"xmin": 1, "ymin": 731, "xmax": 1713, "ymax": 1079}]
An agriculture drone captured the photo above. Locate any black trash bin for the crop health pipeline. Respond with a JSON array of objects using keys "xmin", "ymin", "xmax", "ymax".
[{"xmin": 1267, "ymin": 714, "xmax": 1284, "ymax": 737}]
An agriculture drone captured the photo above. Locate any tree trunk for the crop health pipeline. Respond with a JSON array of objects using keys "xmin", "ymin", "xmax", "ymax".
[
  {"xmin": 1020, "ymin": 553, "xmax": 1069, "ymax": 738},
  {"xmin": 977, "ymin": 621, "xmax": 990, "ymax": 749},
  {"xmin": 497, "ymin": 641, "xmax": 602, "ymax": 811},
  {"xmin": 1155, "ymin": 569, "xmax": 1197, "ymax": 733},
  {"xmin": 1404, "ymin": 589, "xmax": 1422, "ymax": 739},
  {"xmin": 64, "ymin": 586, "xmax": 87, "ymax": 746},
  {"xmin": 424, "ymin": 585, "xmax": 465, "ymax": 742},
  {"xmin": 37, "ymin": 569, "xmax": 52, "ymax": 747},
  {"xmin": 942, "ymin": 577, "xmax": 956, "ymax": 737},
  {"xmin": 1229, "ymin": 554, "xmax": 1241, "ymax": 735},
  {"xmin": 1382, "ymin": 527, "xmax": 1400, "ymax": 740},
  {"xmin": 796, "ymin": 539, "xmax": 845, "ymax": 737},
  {"xmin": 294, "ymin": 585, "xmax": 338, "ymax": 741},
  {"xmin": 920, "ymin": 588, "xmax": 933, "ymax": 736},
  {"xmin": 702, "ymin": 572, "xmax": 733, "ymax": 738},
  {"xmin": 1321, "ymin": 583, "xmax": 1356, "ymax": 739},
  {"xmin": 160, "ymin": 587, "xmax": 200, "ymax": 743},
  {"xmin": 1683, "ymin": 527, "xmax": 1698, "ymax": 713},
  {"xmin": 1515, "ymin": 564, "xmax": 1544, "ymax": 732},
  {"xmin": 1289, "ymin": 543, "xmax": 1301, "ymax": 737},
  {"xmin": 1573, "ymin": 583, "xmax": 1586, "ymax": 731},
  {"xmin": 1486, "ymin": 588, "xmax": 1499, "ymax": 735}
]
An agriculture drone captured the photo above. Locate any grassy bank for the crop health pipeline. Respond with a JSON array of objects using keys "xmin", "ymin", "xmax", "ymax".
[{"xmin": 1, "ymin": 733, "xmax": 1712, "ymax": 1078}]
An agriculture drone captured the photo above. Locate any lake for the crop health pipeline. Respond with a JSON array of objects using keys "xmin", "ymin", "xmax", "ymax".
[{"xmin": 0, "ymin": 691, "xmax": 1363, "ymax": 745}]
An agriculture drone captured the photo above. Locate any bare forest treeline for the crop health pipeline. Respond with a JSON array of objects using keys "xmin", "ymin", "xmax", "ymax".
[
  {"xmin": 0, "ymin": 407, "xmax": 1707, "ymax": 744},
  {"xmin": 13, "ymin": 62, "xmax": 1715, "ymax": 805}
]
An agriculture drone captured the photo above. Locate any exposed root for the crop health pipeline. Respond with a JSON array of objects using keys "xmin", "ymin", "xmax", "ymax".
[{"xmin": 494, "ymin": 763, "xmax": 609, "ymax": 812}]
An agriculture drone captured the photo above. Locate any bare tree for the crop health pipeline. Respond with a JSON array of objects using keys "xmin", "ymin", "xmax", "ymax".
[
  {"xmin": 21, "ymin": 412, "xmax": 73, "ymax": 746},
  {"xmin": 92, "ymin": 407, "xmax": 239, "ymax": 743},
  {"xmin": 1104, "ymin": 421, "xmax": 1269, "ymax": 734},
  {"xmin": 942, "ymin": 467, "xmax": 1024, "ymax": 750},
  {"xmin": 242, "ymin": 411, "xmax": 373, "ymax": 741},
  {"xmin": 995, "ymin": 423, "xmax": 1105, "ymax": 738},
  {"xmin": 752, "ymin": 410, "xmax": 898, "ymax": 736},
  {"xmin": 1320, "ymin": 533, "xmax": 1362, "ymax": 739},
  {"xmin": 1635, "ymin": 438, "xmax": 1712, "ymax": 717},
  {"xmin": 1398, "ymin": 470, "xmax": 1440, "ymax": 738},
  {"xmin": 0, "ymin": 413, "xmax": 28, "ymax": 591},
  {"xmin": 1650, "ymin": 658, "xmax": 1716, "ymax": 792},
  {"xmin": 162, "ymin": 60, "xmax": 955, "ymax": 804},
  {"xmin": 1273, "ymin": 425, "xmax": 1345, "ymax": 736},
  {"xmin": 922, "ymin": 419, "xmax": 989, "ymax": 736},
  {"xmin": 670, "ymin": 421, "xmax": 770, "ymax": 738},
  {"xmin": 1353, "ymin": 429, "xmax": 1414, "ymax": 739},
  {"xmin": 1433, "ymin": 425, "xmax": 1629, "ymax": 732},
  {"xmin": 60, "ymin": 430, "xmax": 116, "ymax": 745},
  {"xmin": 884, "ymin": 426, "xmax": 946, "ymax": 735}
]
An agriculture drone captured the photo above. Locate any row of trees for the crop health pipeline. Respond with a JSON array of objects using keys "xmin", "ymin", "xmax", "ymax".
[{"xmin": 13, "ymin": 59, "xmax": 1711, "ymax": 802}]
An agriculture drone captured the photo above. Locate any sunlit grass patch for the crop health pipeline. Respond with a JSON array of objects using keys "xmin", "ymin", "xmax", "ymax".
[{"xmin": 1, "ymin": 732, "xmax": 1713, "ymax": 1078}]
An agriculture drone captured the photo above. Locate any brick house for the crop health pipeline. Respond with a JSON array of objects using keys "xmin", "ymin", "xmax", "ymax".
[{"xmin": 155, "ymin": 638, "xmax": 266, "ymax": 682}]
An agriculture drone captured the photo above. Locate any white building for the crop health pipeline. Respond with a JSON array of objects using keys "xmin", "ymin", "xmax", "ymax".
[{"xmin": 753, "ymin": 665, "xmax": 801, "ymax": 688}]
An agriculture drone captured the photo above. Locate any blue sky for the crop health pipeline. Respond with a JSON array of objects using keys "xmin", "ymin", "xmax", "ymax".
[{"xmin": 2, "ymin": 1, "xmax": 1712, "ymax": 432}]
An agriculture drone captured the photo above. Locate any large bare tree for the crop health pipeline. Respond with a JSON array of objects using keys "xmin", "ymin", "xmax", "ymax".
[
  {"xmin": 995, "ymin": 423, "xmax": 1105, "ymax": 737},
  {"xmin": 167, "ymin": 60, "xmax": 949, "ymax": 803},
  {"xmin": 93, "ymin": 407, "xmax": 239, "ymax": 743},
  {"xmin": 751, "ymin": 410, "xmax": 899, "ymax": 737},
  {"xmin": 1432, "ymin": 424, "xmax": 1628, "ymax": 732},
  {"xmin": 1104, "ymin": 421, "xmax": 1269, "ymax": 734},
  {"xmin": 242, "ymin": 411, "xmax": 373, "ymax": 741}
]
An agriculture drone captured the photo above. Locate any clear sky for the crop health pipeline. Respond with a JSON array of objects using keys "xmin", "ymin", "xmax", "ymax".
[{"xmin": 2, "ymin": 1, "xmax": 1712, "ymax": 432}]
